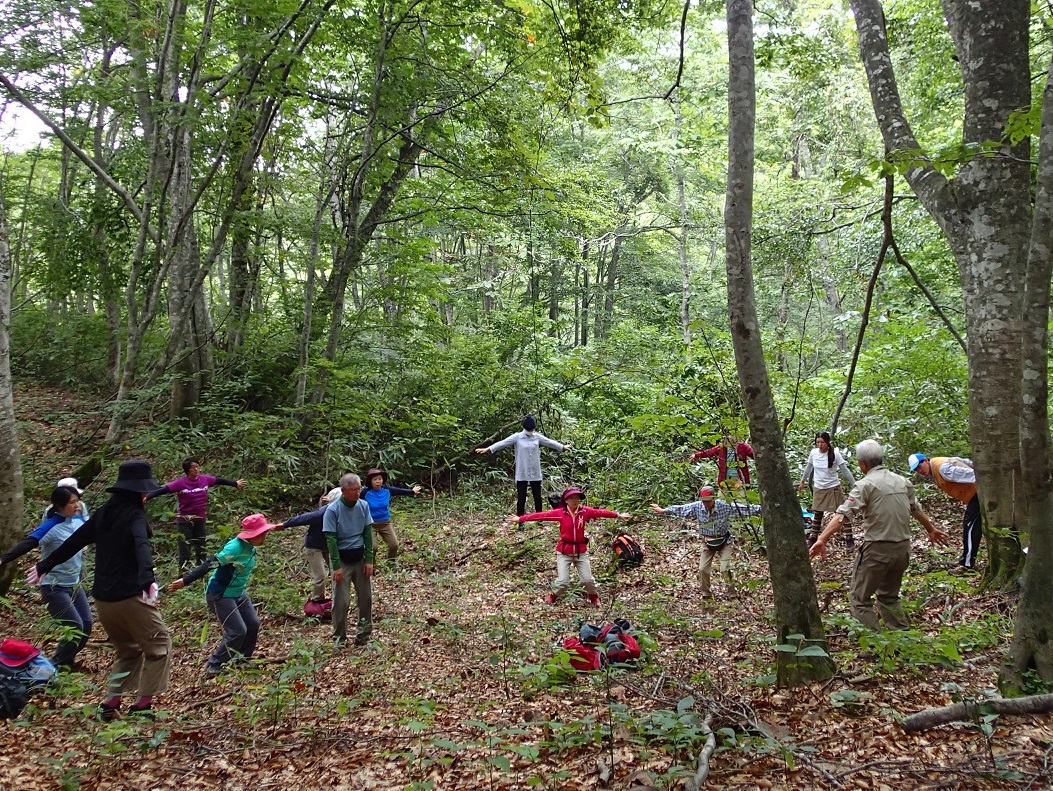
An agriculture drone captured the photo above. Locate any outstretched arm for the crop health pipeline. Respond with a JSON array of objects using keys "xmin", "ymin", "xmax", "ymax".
[
  {"xmin": 167, "ymin": 556, "xmax": 221, "ymax": 591},
  {"xmin": 837, "ymin": 460, "xmax": 856, "ymax": 488},
  {"xmin": 145, "ymin": 485, "xmax": 173, "ymax": 501},
  {"xmin": 799, "ymin": 460, "xmax": 814, "ymax": 490}
]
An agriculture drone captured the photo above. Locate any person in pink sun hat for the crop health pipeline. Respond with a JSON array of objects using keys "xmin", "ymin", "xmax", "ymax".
[
  {"xmin": 167, "ymin": 513, "xmax": 280, "ymax": 677},
  {"xmin": 510, "ymin": 486, "xmax": 631, "ymax": 607}
]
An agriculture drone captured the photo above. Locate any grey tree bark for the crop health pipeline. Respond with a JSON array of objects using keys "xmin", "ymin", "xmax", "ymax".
[
  {"xmin": 0, "ymin": 183, "xmax": 25, "ymax": 597},
  {"xmin": 725, "ymin": 0, "xmax": 834, "ymax": 685},
  {"xmin": 849, "ymin": 0, "xmax": 1029, "ymax": 589}
]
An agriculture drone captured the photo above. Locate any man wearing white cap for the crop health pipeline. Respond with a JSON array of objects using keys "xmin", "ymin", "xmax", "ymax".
[{"xmin": 908, "ymin": 452, "xmax": 981, "ymax": 571}]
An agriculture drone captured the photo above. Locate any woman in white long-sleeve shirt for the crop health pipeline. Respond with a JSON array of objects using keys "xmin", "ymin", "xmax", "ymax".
[
  {"xmin": 475, "ymin": 415, "xmax": 571, "ymax": 515},
  {"xmin": 799, "ymin": 432, "xmax": 856, "ymax": 546}
]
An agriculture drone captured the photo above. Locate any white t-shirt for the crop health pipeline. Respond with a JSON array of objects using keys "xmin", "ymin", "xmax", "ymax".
[{"xmin": 807, "ymin": 447, "xmax": 849, "ymax": 489}]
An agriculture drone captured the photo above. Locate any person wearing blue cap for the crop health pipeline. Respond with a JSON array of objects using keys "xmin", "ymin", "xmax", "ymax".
[
  {"xmin": 908, "ymin": 452, "xmax": 981, "ymax": 571},
  {"xmin": 475, "ymin": 415, "xmax": 571, "ymax": 515}
]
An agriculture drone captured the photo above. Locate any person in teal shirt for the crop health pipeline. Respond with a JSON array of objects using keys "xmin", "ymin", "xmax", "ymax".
[
  {"xmin": 167, "ymin": 513, "xmax": 280, "ymax": 675},
  {"xmin": 323, "ymin": 473, "xmax": 374, "ymax": 647}
]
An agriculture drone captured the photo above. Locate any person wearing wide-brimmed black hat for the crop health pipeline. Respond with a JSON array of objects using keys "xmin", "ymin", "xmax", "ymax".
[
  {"xmin": 28, "ymin": 459, "xmax": 173, "ymax": 720},
  {"xmin": 510, "ymin": 486, "xmax": 631, "ymax": 607}
]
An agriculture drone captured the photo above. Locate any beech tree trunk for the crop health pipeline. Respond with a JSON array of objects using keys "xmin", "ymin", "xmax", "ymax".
[
  {"xmin": 725, "ymin": 0, "xmax": 834, "ymax": 685},
  {"xmin": 0, "ymin": 185, "xmax": 25, "ymax": 597},
  {"xmin": 849, "ymin": 0, "xmax": 1051, "ymax": 688},
  {"xmin": 1001, "ymin": 55, "xmax": 1053, "ymax": 692},
  {"xmin": 849, "ymin": 0, "xmax": 1029, "ymax": 589}
]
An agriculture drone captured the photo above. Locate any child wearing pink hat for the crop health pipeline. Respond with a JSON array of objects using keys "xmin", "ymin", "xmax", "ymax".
[
  {"xmin": 167, "ymin": 513, "xmax": 279, "ymax": 676},
  {"xmin": 510, "ymin": 487, "xmax": 631, "ymax": 606}
]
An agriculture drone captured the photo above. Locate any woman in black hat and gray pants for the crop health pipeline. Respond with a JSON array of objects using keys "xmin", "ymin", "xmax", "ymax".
[{"xmin": 28, "ymin": 459, "xmax": 172, "ymax": 720}]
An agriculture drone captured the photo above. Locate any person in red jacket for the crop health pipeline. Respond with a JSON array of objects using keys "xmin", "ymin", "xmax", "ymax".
[
  {"xmin": 510, "ymin": 486, "xmax": 631, "ymax": 607},
  {"xmin": 691, "ymin": 435, "xmax": 755, "ymax": 489}
]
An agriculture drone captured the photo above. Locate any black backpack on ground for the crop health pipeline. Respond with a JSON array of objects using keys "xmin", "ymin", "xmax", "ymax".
[
  {"xmin": 613, "ymin": 534, "xmax": 644, "ymax": 567},
  {"xmin": 0, "ymin": 677, "xmax": 28, "ymax": 719}
]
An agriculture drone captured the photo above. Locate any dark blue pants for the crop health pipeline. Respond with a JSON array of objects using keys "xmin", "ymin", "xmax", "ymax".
[
  {"xmin": 39, "ymin": 585, "xmax": 92, "ymax": 667},
  {"xmin": 206, "ymin": 594, "xmax": 259, "ymax": 670},
  {"xmin": 176, "ymin": 516, "xmax": 208, "ymax": 566},
  {"xmin": 961, "ymin": 495, "xmax": 982, "ymax": 568}
]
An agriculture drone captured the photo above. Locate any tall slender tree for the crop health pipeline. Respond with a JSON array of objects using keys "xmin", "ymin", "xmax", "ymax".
[
  {"xmin": 0, "ymin": 181, "xmax": 25, "ymax": 596},
  {"xmin": 725, "ymin": 0, "xmax": 834, "ymax": 685}
]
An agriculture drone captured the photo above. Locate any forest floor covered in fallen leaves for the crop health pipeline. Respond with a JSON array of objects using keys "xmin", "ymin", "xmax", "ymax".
[{"xmin": 1, "ymin": 385, "xmax": 1051, "ymax": 790}]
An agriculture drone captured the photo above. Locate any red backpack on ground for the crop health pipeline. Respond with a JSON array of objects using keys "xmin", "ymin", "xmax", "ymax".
[
  {"xmin": 596, "ymin": 621, "xmax": 641, "ymax": 664},
  {"xmin": 303, "ymin": 598, "xmax": 333, "ymax": 620},
  {"xmin": 561, "ymin": 619, "xmax": 642, "ymax": 671},
  {"xmin": 561, "ymin": 638, "xmax": 602, "ymax": 671}
]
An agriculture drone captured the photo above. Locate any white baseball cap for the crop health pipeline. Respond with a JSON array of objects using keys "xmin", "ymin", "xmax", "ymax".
[{"xmin": 56, "ymin": 477, "xmax": 83, "ymax": 494}]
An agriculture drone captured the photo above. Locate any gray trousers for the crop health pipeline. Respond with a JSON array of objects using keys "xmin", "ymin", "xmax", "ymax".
[
  {"xmin": 332, "ymin": 560, "xmax": 372, "ymax": 643},
  {"xmin": 206, "ymin": 593, "xmax": 260, "ymax": 669}
]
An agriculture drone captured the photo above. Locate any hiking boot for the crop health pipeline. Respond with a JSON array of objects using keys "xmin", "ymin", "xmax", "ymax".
[
  {"xmin": 543, "ymin": 593, "xmax": 556, "ymax": 605},
  {"xmin": 354, "ymin": 635, "xmax": 371, "ymax": 647},
  {"xmin": 203, "ymin": 664, "xmax": 223, "ymax": 678},
  {"xmin": 699, "ymin": 590, "xmax": 713, "ymax": 600},
  {"xmin": 587, "ymin": 593, "xmax": 601, "ymax": 608},
  {"xmin": 127, "ymin": 704, "xmax": 155, "ymax": 719},
  {"xmin": 97, "ymin": 703, "xmax": 120, "ymax": 722}
]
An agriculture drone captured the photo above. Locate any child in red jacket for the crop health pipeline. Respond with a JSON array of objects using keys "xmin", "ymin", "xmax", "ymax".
[{"xmin": 510, "ymin": 487, "xmax": 631, "ymax": 606}]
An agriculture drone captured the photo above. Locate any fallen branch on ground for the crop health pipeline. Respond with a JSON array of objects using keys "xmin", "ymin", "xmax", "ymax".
[{"xmin": 901, "ymin": 692, "xmax": 1053, "ymax": 732}]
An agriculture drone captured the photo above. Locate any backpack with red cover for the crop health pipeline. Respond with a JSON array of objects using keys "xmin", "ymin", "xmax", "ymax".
[
  {"xmin": 561, "ymin": 637, "xmax": 602, "ymax": 671},
  {"xmin": 0, "ymin": 638, "xmax": 56, "ymax": 689},
  {"xmin": 612, "ymin": 534, "xmax": 644, "ymax": 567},
  {"xmin": 597, "ymin": 621, "xmax": 641, "ymax": 664},
  {"xmin": 303, "ymin": 598, "xmax": 333, "ymax": 620}
]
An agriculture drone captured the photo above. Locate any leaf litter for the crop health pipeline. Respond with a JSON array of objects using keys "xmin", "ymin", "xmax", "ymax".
[{"xmin": 1, "ymin": 386, "xmax": 1050, "ymax": 790}]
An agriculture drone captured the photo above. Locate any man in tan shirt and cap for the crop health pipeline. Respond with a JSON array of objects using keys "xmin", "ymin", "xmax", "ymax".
[{"xmin": 810, "ymin": 439, "xmax": 947, "ymax": 631}]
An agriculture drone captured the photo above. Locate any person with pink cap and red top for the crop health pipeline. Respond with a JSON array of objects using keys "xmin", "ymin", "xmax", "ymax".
[
  {"xmin": 510, "ymin": 486, "xmax": 631, "ymax": 606},
  {"xmin": 167, "ymin": 513, "xmax": 280, "ymax": 676}
]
